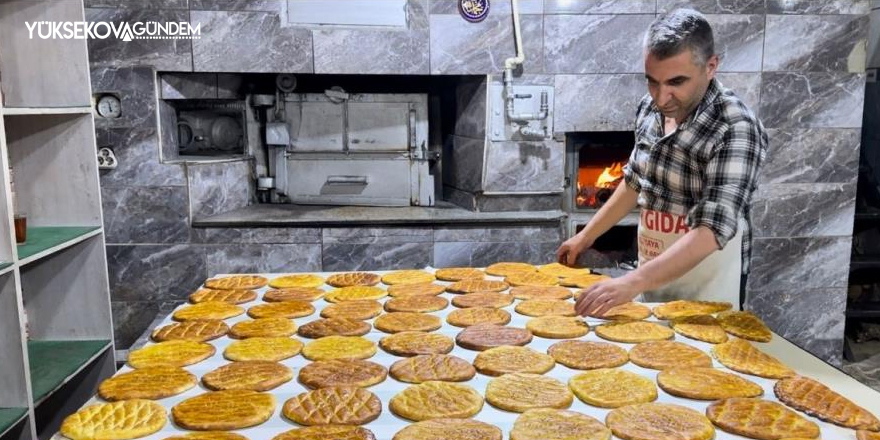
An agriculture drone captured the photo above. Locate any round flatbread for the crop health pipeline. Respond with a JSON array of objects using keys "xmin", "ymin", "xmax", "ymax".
[
  {"xmin": 526, "ymin": 316, "xmax": 589, "ymax": 339},
  {"xmin": 711, "ymin": 338, "xmax": 794, "ymax": 379},
  {"xmin": 297, "ymin": 318, "xmax": 371, "ymax": 338},
  {"xmin": 587, "ymin": 302, "xmax": 652, "ymax": 321},
  {"xmin": 381, "ymin": 270, "xmax": 436, "ymax": 285},
  {"xmin": 389, "ymin": 354, "xmax": 476, "ymax": 383},
  {"xmin": 447, "ymin": 307, "xmax": 511, "ymax": 327},
  {"xmin": 152, "ymin": 319, "xmax": 229, "ymax": 342},
  {"xmin": 486, "ymin": 373, "xmax": 572, "ymax": 412},
  {"xmin": 173, "ymin": 301, "xmax": 244, "ymax": 321},
  {"xmin": 510, "ymin": 285, "xmax": 573, "ymax": 300},
  {"xmin": 272, "ymin": 426, "xmax": 375, "ymax": 440},
  {"xmin": 380, "ymin": 331, "xmax": 454, "ymax": 356},
  {"xmin": 205, "ymin": 275, "xmax": 268, "ymax": 290},
  {"xmin": 547, "ymin": 340, "xmax": 628, "ymax": 370},
  {"xmin": 303, "ymin": 335, "xmax": 377, "ymax": 361},
  {"xmin": 392, "ymin": 418, "xmax": 501, "ymax": 440},
  {"xmin": 775, "ymin": 375, "xmax": 880, "ymax": 430},
  {"xmin": 858, "ymin": 431, "xmax": 880, "ymax": 440},
  {"xmin": 229, "ymin": 318, "xmax": 297, "ymax": 339},
  {"xmin": 298, "ymin": 359, "xmax": 388, "ymax": 389},
  {"xmin": 321, "ymin": 300, "xmax": 383, "ymax": 320},
  {"xmin": 570, "ymin": 368, "xmax": 657, "ymax": 408},
  {"xmin": 384, "ymin": 295, "xmax": 448, "ymax": 313},
  {"xmin": 164, "ymin": 432, "xmax": 249, "ymax": 440},
  {"xmin": 189, "ymin": 288, "xmax": 256, "ymax": 304},
  {"xmin": 594, "ymin": 321, "xmax": 674, "ymax": 343},
  {"xmin": 386, "ymin": 283, "xmax": 446, "ymax": 297},
  {"xmin": 670, "ymin": 315, "xmax": 728, "ymax": 344},
  {"xmin": 172, "ymin": 390, "xmax": 275, "ymax": 430},
  {"xmin": 434, "ymin": 267, "xmax": 485, "ymax": 281},
  {"xmin": 511, "ymin": 408, "xmax": 611, "ymax": 440},
  {"xmin": 560, "ymin": 274, "xmax": 611, "ymax": 289},
  {"xmin": 652, "ymin": 300, "xmax": 732, "ymax": 320},
  {"xmin": 657, "ymin": 367, "xmax": 764, "ymax": 400},
  {"xmin": 474, "ymin": 346, "xmax": 555, "ymax": 376},
  {"xmin": 264, "ymin": 287, "xmax": 325, "ymax": 302},
  {"xmin": 326, "ymin": 272, "xmax": 381, "ymax": 287},
  {"xmin": 61, "ymin": 400, "xmax": 167, "ymax": 440},
  {"xmin": 374, "ymin": 312, "xmax": 442, "ymax": 333},
  {"xmin": 456, "ymin": 324, "xmax": 532, "ymax": 351},
  {"xmin": 707, "ymin": 398, "xmax": 820, "ymax": 440},
  {"xmin": 283, "ymin": 386, "xmax": 381, "ymax": 425},
  {"xmin": 224, "ymin": 337, "xmax": 303, "ymax": 362},
  {"xmin": 537, "ymin": 262, "xmax": 592, "ymax": 278},
  {"xmin": 390, "ymin": 381, "xmax": 484, "ymax": 421},
  {"xmin": 451, "ymin": 291, "xmax": 514, "ymax": 309},
  {"xmin": 202, "ymin": 361, "xmax": 293, "ymax": 391},
  {"xmin": 325, "ymin": 286, "xmax": 388, "ymax": 303},
  {"xmin": 607, "ymin": 403, "xmax": 715, "ymax": 440},
  {"xmin": 128, "ymin": 340, "xmax": 215, "ymax": 369},
  {"xmin": 247, "ymin": 300, "xmax": 315, "ymax": 319},
  {"xmin": 98, "ymin": 367, "xmax": 197, "ymax": 401},
  {"xmin": 486, "ymin": 262, "xmax": 537, "ymax": 277},
  {"xmin": 515, "ymin": 299, "xmax": 576, "ymax": 317},
  {"xmin": 717, "ymin": 310, "xmax": 773, "ymax": 342},
  {"xmin": 506, "ymin": 271, "xmax": 558, "ymax": 287},
  {"xmin": 629, "ymin": 341, "xmax": 712, "ymax": 370},
  {"xmin": 269, "ymin": 274, "xmax": 324, "ymax": 289},
  {"xmin": 446, "ymin": 279, "xmax": 509, "ymax": 294}
]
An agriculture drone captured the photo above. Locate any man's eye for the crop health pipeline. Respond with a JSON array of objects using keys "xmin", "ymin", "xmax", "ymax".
[{"xmin": 669, "ymin": 79, "xmax": 684, "ymax": 86}]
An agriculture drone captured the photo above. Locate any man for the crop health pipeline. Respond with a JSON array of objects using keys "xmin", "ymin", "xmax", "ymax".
[{"xmin": 557, "ymin": 9, "xmax": 768, "ymax": 317}]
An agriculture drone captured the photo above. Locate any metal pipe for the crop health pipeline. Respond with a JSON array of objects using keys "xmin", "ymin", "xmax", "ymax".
[{"xmin": 502, "ymin": 0, "xmax": 548, "ymax": 127}]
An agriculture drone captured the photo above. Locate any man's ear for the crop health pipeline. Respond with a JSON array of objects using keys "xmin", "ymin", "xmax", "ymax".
[{"xmin": 706, "ymin": 54, "xmax": 719, "ymax": 79}]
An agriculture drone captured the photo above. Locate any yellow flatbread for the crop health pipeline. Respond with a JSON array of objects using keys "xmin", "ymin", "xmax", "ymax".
[
  {"xmin": 61, "ymin": 400, "xmax": 167, "ymax": 440},
  {"xmin": 269, "ymin": 274, "xmax": 324, "ymax": 289}
]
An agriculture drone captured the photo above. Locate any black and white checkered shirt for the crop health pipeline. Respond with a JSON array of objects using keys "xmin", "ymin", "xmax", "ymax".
[{"xmin": 623, "ymin": 78, "xmax": 768, "ymax": 273}]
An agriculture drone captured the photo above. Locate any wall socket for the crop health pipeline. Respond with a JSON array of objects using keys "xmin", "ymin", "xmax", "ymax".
[{"xmin": 97, "ymin": 147, "xmax": 117, "ymax": 169}]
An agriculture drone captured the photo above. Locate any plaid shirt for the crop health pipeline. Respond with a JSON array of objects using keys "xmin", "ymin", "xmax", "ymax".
[{"xmin": 623, "ymin": 78, "xmax": 768, "ymax": 273}]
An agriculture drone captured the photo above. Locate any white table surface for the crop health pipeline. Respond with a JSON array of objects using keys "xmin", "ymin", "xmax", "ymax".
[{"xmin": 55, "ymin": 268, "xmax": 880, "ymax": 440}]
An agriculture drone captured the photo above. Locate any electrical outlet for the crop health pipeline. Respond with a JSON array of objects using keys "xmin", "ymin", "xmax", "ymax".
[{"xmin": 97, "ymin": 147, "xmax": 118, "ymax": 170}]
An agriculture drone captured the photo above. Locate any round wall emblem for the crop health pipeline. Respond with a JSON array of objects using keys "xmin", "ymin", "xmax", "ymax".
[{"xmin": 459, "ymin": 0, "xmax": 490, "ymax": 22}]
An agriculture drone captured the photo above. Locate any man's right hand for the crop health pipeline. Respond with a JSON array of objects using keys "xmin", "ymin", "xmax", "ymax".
[{"xmin": 556, "ymin": 234, "xmax": 593, "ymax": 267}]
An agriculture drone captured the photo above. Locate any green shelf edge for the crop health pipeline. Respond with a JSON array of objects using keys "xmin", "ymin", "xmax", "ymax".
[
  {"xmin": 16, "ymin": 226, "xmax": 100, "ymax": 261},
  {"xmin": 0, "ymin": 262, "xmax": 11, "ymax": 271},
  {"xmin": 0, "ymin": 407, "xmax": 27, "ymax": 436},
  {"xmin": 27, "ymin": 339, "xmax": 111, "ymax": 404}
]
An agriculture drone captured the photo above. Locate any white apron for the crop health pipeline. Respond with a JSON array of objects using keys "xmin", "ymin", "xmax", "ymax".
[{"xmin": 636, "ymin": 208, "xmax": 743, "ymax": 308}]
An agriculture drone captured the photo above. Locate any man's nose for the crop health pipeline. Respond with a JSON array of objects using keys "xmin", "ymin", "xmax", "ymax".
[{"xmin": 656, "ymin": 86, "xmax": 673, "ymax": 106}]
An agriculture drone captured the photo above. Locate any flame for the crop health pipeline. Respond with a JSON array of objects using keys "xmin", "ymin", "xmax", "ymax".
[{"xmin": 596, "ymin": 162, "xmax": 624, "ymax": 188}]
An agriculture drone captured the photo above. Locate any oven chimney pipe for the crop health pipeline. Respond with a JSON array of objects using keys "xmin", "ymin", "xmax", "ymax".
[{"xmin": 502, "ymin": 0, "xmax": 548, "ymax": 136}]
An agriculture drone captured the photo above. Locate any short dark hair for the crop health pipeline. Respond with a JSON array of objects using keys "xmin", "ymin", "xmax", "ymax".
[{"xmin": 644, "ymin": 9, "xmax": 715, "ymax": 66}]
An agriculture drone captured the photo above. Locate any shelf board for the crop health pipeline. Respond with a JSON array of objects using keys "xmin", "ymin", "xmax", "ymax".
[
  {"xmin": 16, "ymin": 226, "xmax": 102, "ymax": 266},
  {"xmin": 0, "ymin": 407, "xmax": 27, "ymax": 438},
  {"xmin": 1, "ymin": 106, "xmax": 92, "ymax": 116},
  {"xmin": 28, "ymin": 339, "xmax": 112, "ymax": 405},
  {"xmin": 0, "ymin": 262, "xmax": 12, "ymax": 275}
]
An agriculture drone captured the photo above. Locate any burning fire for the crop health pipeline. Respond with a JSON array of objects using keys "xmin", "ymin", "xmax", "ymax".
[{"xmin": 577, "ymin": 161, "xmax": 625, "ymax": 208}]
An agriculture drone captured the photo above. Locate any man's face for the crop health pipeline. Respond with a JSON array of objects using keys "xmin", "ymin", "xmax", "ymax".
[{"xmin": 645, "ymin": 48, "xmax": 718, "ymax": 123}]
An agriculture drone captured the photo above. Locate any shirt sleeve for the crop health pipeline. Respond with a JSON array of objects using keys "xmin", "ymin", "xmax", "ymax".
[
  {"xmin": 686, "ymin": 119, "xmax": 767, "ymax": 249},
  {"xmin": 622, "ymin": 146, "xmax": 642, "ymax": 192}
]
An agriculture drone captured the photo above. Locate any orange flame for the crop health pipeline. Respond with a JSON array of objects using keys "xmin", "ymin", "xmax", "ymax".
[{"xmin": 596, "ymin": 162, "xmax": 624, "ymax": 188}]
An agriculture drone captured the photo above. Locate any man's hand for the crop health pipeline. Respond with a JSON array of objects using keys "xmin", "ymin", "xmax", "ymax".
[
  {"xmin": 556, "ymin": 234, "xmax": 593, "ymax": 267},
  {"xmin": 575, "ymin": 275, "xmax": 643, "ymax": 317}
]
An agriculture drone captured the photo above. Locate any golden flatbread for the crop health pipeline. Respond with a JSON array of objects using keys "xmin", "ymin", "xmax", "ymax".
[
  {"xmin": 511, "ymin": 408, "xmax": 611, "ymax": 440},
  {"xmin": 173, "ymin": 301, "xmax": 244, "ymax": 321},
  {"xmin": 652, "ymin": 300, "xmax": 732, "ymax": 320},
  {"xmin": 717, "ymin": 310, "xmax": 773, "ymax": 342},
  {"xmin": 269, "ymin": 274, "xmax": 324, "ymax": 289},
  {"xmin": 629, "ymin": 341, "xmax": 712, "ymax": 370},
  {"xmin": 202, "ymin": 361, "xmax": 293, "ymax": 391},
  {"xmin": 298, "ymin": 359, "xmax": 388, "ymax": 389},
  {"xmin": 507, "ymin": 271, "xmax": 558, "ymax": 287},
  {"xmin": 451, "ymin": 291, "xmax": 514, "ymax": 308},
  {"xmin": 384, "ymin": 295, "xmax": 448, "ymax": 313},
  {"xmin": 374, "ymin": 312, "xmax": 442, "ymax": 333},
  {"xmin": 657, "ymin": 367, "xmax": 764, "ymax": 400},
  {"xmin": 456, "ymin": 324, "xmax": 533, "ymax": 351},
  {"xmin": 389, "ymin": 354, "xmax": 476, "ymax": 383},
  {"xmin": 858, "ymin": 431, "xmax": 880, "ymax": 440},
  {"xmin": 379, "ymin": 331, "xmax": 454, "ymax": 356},
  {"xmin": 587, "ymin": 302, "xmax": 652, "ymax": 321},
  {"xmin": 128, "ymin": 340, "xmax": 215, "ymax": 369},
  {"xmin": 224, "ymin": 337, "xmax": 303, "ymax": 362},
  {"xmin": 164, "ymin": 433, "xmax": 249, "ymax": 440},
  {"xmin": 526, "ymin": 316, "xmax": 589, "ymax": 339},
  {"xmin": 382, "ymin": 270, "xmax": 436, "ymax": 285},
  {"xmin": 510, "ymin": 285, "xmax": 573, "ymax": 300},
  {"xmin": 283, "ymin": 386, "xmax": 382, "ymax": 425},
  {"xmin": 486, "ymin": 373, "xmax": 573, "ymax": 412},
  {"xmin": 707, "ymin": 398, "xmax": 820, "ymax": 440},
  {"xmin": 392, "ymin": 419, "xmax": 501, "ymax": 440},
  {"xmin": 98, "ymin": 366, "xmax": 196, "ymax": 401},
  {"xmin": 671, "ymin": 315, "xmax": 728, "ymax": 344},
  {"xmin": 435, "ymin": 267, "xmax": 485, "ymax": 281},
  {"xmin": 325, "ymin": 286, "xmax": 388, "ymax": 303},
  {"xmin": 205, "ymin": 275, "xmax": 268, "ymax": 290},
  {"xmin": 247, "ymin": 300, "xmax": 315, "ymax": 319},
  {"xmin": 321, "ymin": 300, "xmax": 383, "ymax": 320},
  {"xmin": 264, "ymin": 287, "xmax": 325, "ymax": 302},
  {"xmin": 474, "ymin": 346, "xmax": 555, "ymax": 376},
  {"xmin": 172, "ymin": 390, "xmax": 275, "ymax": 430},
  {"xmin": 446, "ymin": 307, "xmax": 511, "ymax": 327},
  {"xmin": 326, "ymin": 272, "xmax": 381, "ymax": 287},
  {"xmin": 297, "ymin": 318, "xmax": 371, "ymax": 338},
  {"xmin": 595, "ymin": 321, "xmax": 674, "ymax": 343},
  {"xmin": 189, "ymin": 288, "xmax": 256, "ymax": 304},
  {"xmin": 390, "ymin": 381, "xmax": 484, "ymax": 421},
  {"xmin": 152, "ymin": 319, "xmax": 229, "ymax": 342},
  {"xmin": 775, "ymin": 375, "xmax": 880, "ymax": 430},
  {"xmin": 303, "ymin": 335, "xmax": 377, "ymax": 361},
  {"xmin": 386, "ymin": 282, "xmax": 446, "ymax": 297},
  {"xmin": 446, "ymin": 279, "xmax": 509, "ymax": 294},
  {"xmin": 547, "ymin": 340, "xmax": 628, "ymax": 370},
  {"xmin": 272, "ymin": 426, "xmax": 375, "ymax": 440},
  {"xmin": 560, "ymin": 273, "xmax": 611, "ymax": 289},
  {"xmin": 712, "ymin": 338, "xmax": 795, "ymax": 379},
  {"xmin": 607, "ymin": 403, "xmax": 715, "ymax": 440},
  {"xmin": 515, "ymin": 299, "xmax": 576, "ymax": 317},
  {"xmin": 60, "ymin": 400, "xmax": 166, "ymax": 440},
  {"xmin": 486, "ymin": 262, "xmax": 537, "ymax": 277},
  {"xmin": 570, "ymin": 368, "xmax": 657, "ymax": 408},
  {"xmin": 537, "ymin": 262, "xmax": 592, "ymax": 278},
  {"xmin": 229, "ymin": 318, "xmax": 297, "ymax": 339}
]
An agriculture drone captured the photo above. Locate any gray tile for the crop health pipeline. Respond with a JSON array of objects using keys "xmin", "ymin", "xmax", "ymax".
[
  {"xmin": 447, "ymin": 136, "xmax": 486, "ymax": 192},
  {"xmin": 429, "ymin": 13, "xmax": 542, "ymax": 74},
  {"xmin": 759, "ymin": 128, "xmax": 860, "ymax": 184},
  {"xmin": 657, "ymin": 0, "xmax": 765, "ymax": 14},
  {"xmin": 191, "ymin": 10, "xmax": 313, "ymax": 73},
  {"xmin": 194, "ymin": 227, "xmax": 322, "ymax": 244},
  {"xmin": 206, "ymin": 244, "xmax": 322, "ymax": 273},
  {"xmin": 96, "ymin": 127, "xmax": 187, "ymax": 187},
  {"xmin": 444, "ymin": 185, "xmax": 478, "ymax": 211},
  {"xmin": 455, "ymin": 77, "xmax": 488, "ymax": 139},
  {"xmin": 751, "ymin": 183, "xmax": 856, "ymax": 238},
  {"xmin": 430, "ymin": 0, "xmax": 544, "ymax": 15},
  {"xmin": 760, "ymin": 72, "xmax": 866, "ymax": 129},
  {"xmin": 434, "ymin": 241, "xmax": 559, "ymax": 266},
  {"xmin": 434, "ymin": 225, "xmax": 562, "ymax": 242},
  {"xmin": 544, "ymin": 0, "xmax": 655, "ymax": 14},
  {"xmin": 483, "ymin": 139, "xmax": 565, "ymax": 193},
  {"xmin": 323, "ymin": 243, "xmax": 433, "ymax": 271},
  {"xmin": 91, "ymin": 66, "xmax": 158, "ymax": 129},
  {"xmin": 85, "ymin": 8, "xmax": 192, "ymax": 70},
  {"xmin": 111, "ymin": 301, "xmax": 161, "ymax": 349},
  {"xmin": 187, "ymin": 160, "xmax": 254, "ymax": 218},
  {"xmin": 764, "ymin": 14, "xmax": 868, "ymax": 73},
  {"xmin": 322, "ymin": 227, "xmax": 433, "ymax": 244},
  {"xmin": 554, "ymin": 74, "xmax": 646, "ymax": 132},
  {"xmin": 715, "ymin": 73, "xmax": 761, "ymax": 113},
  {"xmin": 190, "ymin": 0, "xmax": 284, "ymax": 11},
  {"xmin": 160, "ymin": 73, "xmax": 217, "ymax": 99},
  {"xmin": 107, "ymin": 244, "xmax": 207, "ymax": 302},
  {"xmin": 476, "ymin": 194, "xmax": 563, "ymax": 211},
  {"xmin": 747, "ymin": 237, "xmax": 852, "ymax": 291},
  {"xmin": 706, "ymin": 14, "xmax": 764, "ymax": 72},
  {"xmin": 489, "ymin": 73, "xmax": 557, "ymax": 86},
  {"xmin": 102, "ymin": 186, "xmax": 191, "ymax": 244},
  {"xmin": 158, "ymin": 100, "xmax": 179, "ymax": 161},
  {"xmin": 766, "ymin": 0, "xmax": 870, "ymax": 15},
  {"xmin": 86, "ymin": 0, "xmax": 188, "ymax": 8},
  {"xmin": 544, "ymin": 15, "xmax": 654, "ymax": 74}
]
